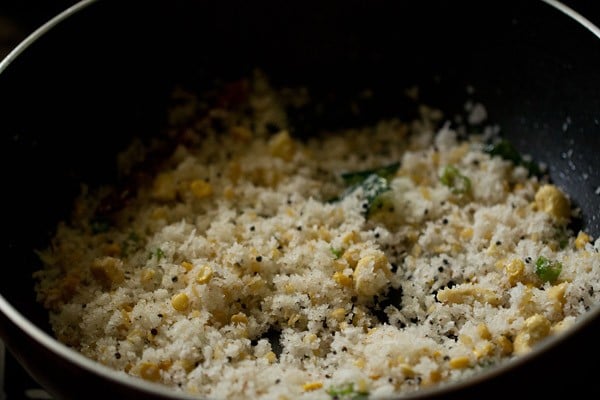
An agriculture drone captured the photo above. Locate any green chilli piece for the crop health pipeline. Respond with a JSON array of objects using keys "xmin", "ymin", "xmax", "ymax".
[
  {"xmin": 535, "ymin": 256, "xmax": 562, "ymax": 283},
  {"xmin": 439, "ymin": 165, "xmax": 471, "ymax": 195},
  {"xmin": 326, "ymin": 382, "xmax": 369, "ymax": 400},
  {"xmin": 149, "ymin": 248, "xmax": 166, "ymax": 262},
  {"xmin": 330, "ymin": 247, "xmax": 343, "ymax": 259},
  {"xmin": 156, "ymin": 248, "xmax": 165, "ymax": 262}
]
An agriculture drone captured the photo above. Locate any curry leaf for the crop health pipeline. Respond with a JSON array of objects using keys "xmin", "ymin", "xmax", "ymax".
[
  {"xmin": 341, "ymin": 162, "xmax": 400, "ymax": 185},
  {"xmin": 484, "ymin": 139, "xmax": 541, "ymax": 177},
  {"xmin": 336, "ymin": 162, "xmax": 400, "ymax": 217}
]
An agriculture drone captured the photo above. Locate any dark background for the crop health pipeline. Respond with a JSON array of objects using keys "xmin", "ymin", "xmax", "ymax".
[{"xmin": 1, "ymin": 0, "xmax": 598, "ymax": 62}]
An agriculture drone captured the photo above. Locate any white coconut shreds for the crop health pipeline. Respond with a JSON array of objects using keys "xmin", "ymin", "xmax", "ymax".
[{"xmin": 34, "ymin": 70, "xmax": 600, "ymax": 400}]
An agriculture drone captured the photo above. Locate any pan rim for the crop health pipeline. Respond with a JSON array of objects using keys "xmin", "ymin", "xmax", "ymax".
[
  {"xmin": 541, "ymin": 0, "xmax": 600, "ymax": 38},
  {"xmin": 0, "ymin": 0, "xmax": 97, "ymax": 75},
  {"xmin": 0, "ymin": 0, "xmax": 598, "ymax": 398}
]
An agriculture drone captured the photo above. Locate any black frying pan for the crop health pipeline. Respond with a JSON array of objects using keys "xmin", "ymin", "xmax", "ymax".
[{"xmin": 1, "ymin": 1, "xmax": 599, "ymax": 399}]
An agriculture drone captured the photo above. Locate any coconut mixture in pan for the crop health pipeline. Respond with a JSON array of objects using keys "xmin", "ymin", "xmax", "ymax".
[{"xmin": 34, "ymin": 71, "xmax": 600, "ymax": 399}]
